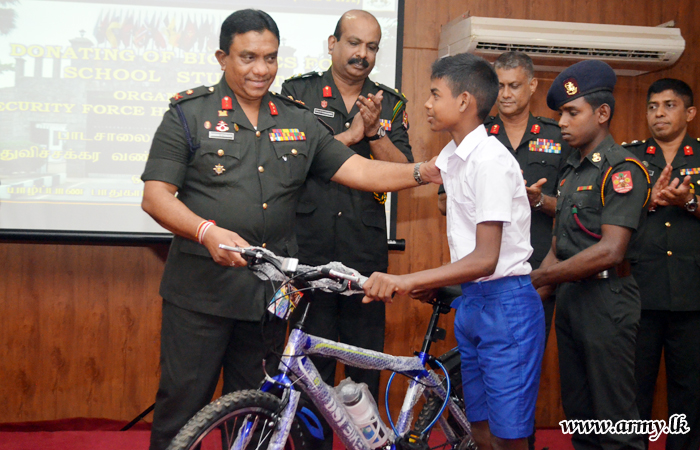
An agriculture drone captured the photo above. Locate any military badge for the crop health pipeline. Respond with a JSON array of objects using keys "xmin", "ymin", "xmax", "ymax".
[
  {"xmin": 172, "ymin": 93, "xmax": 183, "ymax": 100},
  {"xmin": 680, "ymin": 167, "xmax": 700, "ymax": 176},
  {"xmin": 379, "ymin": 119, "xmax": 392, "ymax": 132},
  {"xmin": 234, "ymin": 123, "xmax": 239, "ymax": 132},
  {"xmin": 216, "ymin": 121, "xmax": 229, "ymax": 132},
  {"xmin": 642, "ymin": 160, "xmax": 649, "ymax": 167},
  {"xmin": 213, "ymin": 164, "xmax": 225, "ymax": 175},
  {"xmin": 612, "ymin": 170, "xmax": 633, "ymax": 193},
  {"xmin": 323, "ymin": 86, "xmax": 332, "ymax": 97},
  {"xmin": 321, "ymin": 100, "xmax": 328, "ymax": 108},
  {"xmin": 592, "ymin": 153, "xmax": 601, "ymax": 162},
  {"xmin": 560, "ymin": 179, "xmax": 566, "ymax": 186},
  {"xmin": 269, "ymin": 129, "xmax": 306, "ymax": 141},
  {"xmin": 564, "ymin": 78, "xmax": 578, "ymax": 96},
  {"xmin": 577, "ymin": 185, "xmax": 593, "ymax": 191},
  {"xmin": 531, "ymin": 124, "xmax": 540, "ymax": 134},
  {"xmin": 204, "ymin": 121, "xmax": 211, "ymax": 130},
  {"xmin": 269, "ymin": 101, "xmax": 278, "ymax": 116},
  {"xmin": 646, "ymin": 146, "xmax": 656, "ymax": 155},
  {"xmin": 186, "ymin": 89, "xmax": 194, "ymax": 95},
  {"xmin": 218, "ymin": 110, "xmax": 228, "ymax": 117},
  {"xmin": 221, "ymin": 96, "xmax": 233, "ymax": 110},
  {"xmin": 402, "ymin": 110, "xmax": 409, "ymax": 130},
  {"xmin": 490, "ymin": 124, "xmax": 500, "ymax": 135},
  {"xmin": 528, "ymin": 139, "xmax": 561, "ymax": 154},
  {"xmin": 684, "ymin": 145, "xmax": 694, "ymax": 156}
]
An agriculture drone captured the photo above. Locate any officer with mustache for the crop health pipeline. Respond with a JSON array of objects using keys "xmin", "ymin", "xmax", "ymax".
[{"xmin": 280, "ymin": 8, "xmax": 413, "ymax": 428}]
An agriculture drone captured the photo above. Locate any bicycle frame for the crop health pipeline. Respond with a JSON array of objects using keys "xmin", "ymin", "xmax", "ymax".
[{"xmin": 259, "ymin": 327, "xmax": 471, "ymax": 450}]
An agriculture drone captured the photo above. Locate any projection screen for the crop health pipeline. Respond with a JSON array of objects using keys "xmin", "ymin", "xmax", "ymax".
[{"xmin": 0, "ymin": 0, "xmax": 405, "ymax": 240}]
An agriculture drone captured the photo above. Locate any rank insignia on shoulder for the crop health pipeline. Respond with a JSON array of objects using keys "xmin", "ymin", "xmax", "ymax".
[
  {"xmin": 684, "ymin": 145, "xmax": 694, "ymax": 156},
  {"xmin": 680, "ymin": 167, "xmax": 700, "ymax": 176},
  {"xmin": 646, "ymin": 146, "xmax": 656, "ymax": 155},
  {"xmin": 186, "ymin": 89, "xmax": 194, "ymax": 95},
  {"xmin": 269, "ymin": 128, "xmax": 306, "ymax": 141},
  {"xmin": 529, "ymin": 139, "xmax": 561, "ymax": 154},
  {"xmin": 612, "ymin": 170, "xmax": 633, "ymax": 193},
  {"xmin": 592, "ymin": 152, "xmax": 601, "ymax": 162},
  {"xmin": 490, "ymin": 124, "xmax": 500, "ymax": 135},
  {"xmin": 531, "ymin": 124, "xmax": 540, "ymax": 134},
  {"xmin": 172, "ymin": 93, "xmax": 183, "ymax": 100}
]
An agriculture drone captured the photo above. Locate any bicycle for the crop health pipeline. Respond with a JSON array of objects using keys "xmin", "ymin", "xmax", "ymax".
[{"xmin": 167, "ymin": 246, "xmax": 475, "ymax": 450}]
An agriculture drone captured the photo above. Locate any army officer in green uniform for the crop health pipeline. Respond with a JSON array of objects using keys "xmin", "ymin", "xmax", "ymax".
[
  {"xmin": 280, "ymin": 10, "xmax": 413, "ymax": 408},
  {"xmin": 140, "ymin": 10, "xmax": 440, "ymax": 450},
  {"xmin": 624, "ymin": 78, "xmax": 700, "ymax": 450},
  {"xmin": 485, "ymin": 51, "xmax": 573, "ymax": 345},
  {"xmin": 530, "ymin": 60, "xmax": 649, "ymax": 450}
]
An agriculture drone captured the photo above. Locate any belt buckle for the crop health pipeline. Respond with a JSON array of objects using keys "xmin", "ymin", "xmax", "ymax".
[{"xmin": 596, "ymin": 269, "xmax": 609, "ymax": 279}]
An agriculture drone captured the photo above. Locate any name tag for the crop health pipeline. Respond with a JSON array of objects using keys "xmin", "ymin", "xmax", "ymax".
[
  {"xmin": 209, "ymin": 131, "xmax": 234, "ymax": 140},
  {"xmin": 313, "ymin": 108, "xmax": 335, "ymax": 118}
]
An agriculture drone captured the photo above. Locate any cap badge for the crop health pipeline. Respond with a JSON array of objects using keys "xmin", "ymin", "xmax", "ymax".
[{"xmin": 564, "ymin": 79, "xmax": 578, "ymax": 96}]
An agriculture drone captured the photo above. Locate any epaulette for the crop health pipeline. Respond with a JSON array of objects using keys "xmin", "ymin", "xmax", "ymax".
[
  {"xmin": 621, "ymin": 139, "xmax": 646, "ymax": 147},
  {"xmin": 272, "ymin": 91, "xmax": 312, "ymax": 110},
  {"xmin": 536, "ymin": 116, "xmax": 560, "ymax": 127},
  {"xmin": 285, "ymin": 71, "xmax": 323, "ymax": 82},
  {"xmin": 483, "ymin": 115, "xmax": 496, "ymax": 125},
  {"xmin": 373, "ymin": 82, "xmax": 408, "ymax": 103},
  {"xmin": 271, "ymin": 92, "xmax": 334, "ymax": 134},
  {"xmin": 170, "ymin": 85, "xmax": 214, "ymax": 105}
]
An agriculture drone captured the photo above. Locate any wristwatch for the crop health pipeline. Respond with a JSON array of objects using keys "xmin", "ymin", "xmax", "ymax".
[
  {"xmin": 367, "ymin": 126, "xmax": 386, "ymax": 141},
  {"xmin": 413, "ymin": 161, "xmax": 429, "ymax": 185},
  {"xmin": 533, "ymin": 194, "xmax": 545, "ymax": 211},
  {"xmin": 685, "ymin": 195, "xmax": 698, "ymax": 212}
]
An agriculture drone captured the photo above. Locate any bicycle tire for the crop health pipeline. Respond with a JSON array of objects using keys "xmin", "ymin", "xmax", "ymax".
[{"xmin": 167, "ymin": 390, "xmax": 306, "ymax": 450}]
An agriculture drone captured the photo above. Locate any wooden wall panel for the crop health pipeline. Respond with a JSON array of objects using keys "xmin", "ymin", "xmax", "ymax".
[{"xmin": 1, "ymin": 0, "xmax": 699, "ymax": 429}]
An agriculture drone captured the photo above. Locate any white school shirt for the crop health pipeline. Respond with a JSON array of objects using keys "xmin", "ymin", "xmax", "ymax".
[{"xmin": 435, "ymin": 124, "xmax": 533, "ymax": 282}]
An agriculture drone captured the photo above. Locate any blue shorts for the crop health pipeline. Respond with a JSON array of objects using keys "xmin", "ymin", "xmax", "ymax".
[{"xmin": 453, "ymin": 275, "xmax": 545, "ymax": 440}]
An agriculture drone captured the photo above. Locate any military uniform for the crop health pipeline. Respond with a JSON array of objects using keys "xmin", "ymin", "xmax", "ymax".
[
  {"xmin": 625, "ymin": 136, "xmax": 700, "ymax": 450},
  {"xmin": 484, "ymin": 114, "xmax": 572, "ymax": 342},
  {"xmin": 554, "ymin": 135, "xmax": 650, "ymax": 450},
  {"xmin": 280, "ymin": 71, "xmax": 413, "ymax": 401},
  {"xmin": 142, "ymin": 76, "xmax": 355, "ymax": 450}
]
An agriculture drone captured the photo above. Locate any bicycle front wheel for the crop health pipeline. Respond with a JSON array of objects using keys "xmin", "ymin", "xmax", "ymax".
[{"xmin": 167, "ymin": 390, "xmax": 306, "ymax": 450}]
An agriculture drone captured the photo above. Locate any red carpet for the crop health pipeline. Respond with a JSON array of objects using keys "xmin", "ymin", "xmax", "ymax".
[{"xmin": 0, "ymin": 418, "xmax": 667, "ymax": 449}]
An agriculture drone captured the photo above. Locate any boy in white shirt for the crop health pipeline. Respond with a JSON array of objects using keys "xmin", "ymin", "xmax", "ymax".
[{"xmin": 362, "ymin": 53, "xmax": 545, "ymax": 450}]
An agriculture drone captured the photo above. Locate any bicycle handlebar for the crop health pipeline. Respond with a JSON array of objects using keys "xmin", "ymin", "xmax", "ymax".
[{"xmin": 219, "ymin": 245, "xmax": 367, "ymax": 293}]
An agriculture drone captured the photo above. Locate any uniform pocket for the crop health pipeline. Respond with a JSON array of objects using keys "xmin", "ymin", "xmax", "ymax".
[
  {"xmin": 272, "ymin": 141, "xmax": 309, "ymax": 188},
  {"xmin": 194, "ymin": 139, "xmax": 242, "ymax": 186}
]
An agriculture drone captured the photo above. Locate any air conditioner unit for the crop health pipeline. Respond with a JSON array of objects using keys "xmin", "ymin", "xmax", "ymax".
[{"xmin": 438, "ymin": 16, "xmax": 686, "ymax": 76}]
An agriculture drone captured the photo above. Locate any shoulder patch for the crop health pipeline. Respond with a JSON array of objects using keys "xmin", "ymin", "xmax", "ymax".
[
  {"xmin": 536, "ymin": 116, "xmax": 560, "ymax": 127},
  {"xmin": 170, "ymin": 86, "xmax": 213, "ymax": 105},
  {"xmin": 373, "ymin": 81, "xmax": 408, "ymax": 103}
]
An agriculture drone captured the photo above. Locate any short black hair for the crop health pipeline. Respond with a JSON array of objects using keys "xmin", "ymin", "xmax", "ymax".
[
  {"xmin": 493, "ymin": 51, "xmax": 534, "ymax": 79},
  {"xmin": 430, "ymin": 53, "xmax": 499, "ymax": 121},
  {"xmin": 647, "ymin": 78, "xmax": 694, "ymax": 108},
  {"xmin": 582, "ymin": 90, "xmax": 616, "ymax": 123},
  {"xmin": 219, "ymin": 9, "xmax": 280, "ymax": 53},
  {"xmin": 333, "ymin": 10, "xmax": 379, "ymax": 41}
]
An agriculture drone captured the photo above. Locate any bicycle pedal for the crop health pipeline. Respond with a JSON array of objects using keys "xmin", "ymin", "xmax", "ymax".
[{"xmin": 396, "ymin": 431, "xmax": 430, "ymax": 450}]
